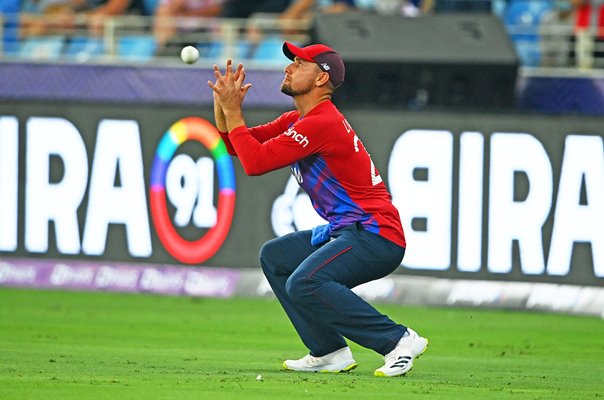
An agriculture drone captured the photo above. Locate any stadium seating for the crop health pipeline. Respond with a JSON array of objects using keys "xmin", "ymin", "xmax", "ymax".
[
  {"xmin": 19, "ymin": 35, "xmax": 65, "ymax": 60},
  {"xmin": 0, "ymin": 0, "xmax": 20, "ymax": 54},
  {"xmin": 199, "ymin": 38, "xmax": 252, "ymax": 61},
  {"xmin": 253, "ymin": 35, "xmax": 287, "ymax": 64},
  {"xmin": 502, "ymin": 0, "xmax": 553, "ymax": 66},
  {"xmin": 64, "ymin": 36, "xmax": 105, "ymax": 61},
  {"xmin": 117, "ymin": 35, "xmax": 157, "ymax": 62},
  {"xmin": 4, "ymin": 5, "xmax": 597, "ymax": 69}
]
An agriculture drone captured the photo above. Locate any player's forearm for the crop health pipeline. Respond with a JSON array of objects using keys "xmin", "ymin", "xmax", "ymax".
[
  {"xmin": 229, "ymin": 126, "xmax": 273, "ymax": 176},
  {"xmin": 229, "ymin": 126, "xmax": 299, "ymax": 176},
  {"xmin": 213, "ymin": 97, "xmax": 228, "ymax": 133},
  {"xmin": 224, "ymin": 109, "xmax": 247, "ymax": 133}
]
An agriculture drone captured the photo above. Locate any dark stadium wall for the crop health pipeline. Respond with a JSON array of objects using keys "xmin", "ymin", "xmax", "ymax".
[{"xmin": 1, "ymin": 100, "xmax": 603, "ymax": 287}]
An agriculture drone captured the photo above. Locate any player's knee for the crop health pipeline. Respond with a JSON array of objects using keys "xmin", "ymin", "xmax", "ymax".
[
  {"xmin": 259, "ymin": 240, "xmax": 280, "ymax": 275},
  {"xmin": 285, "ymin": 275, "xmax": 315, "ymax": 301},
  {"xmin": 285, "ymin": 276, "xmax": 301, "ymax": 300}
]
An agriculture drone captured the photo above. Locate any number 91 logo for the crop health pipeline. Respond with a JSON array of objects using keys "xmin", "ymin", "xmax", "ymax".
[{"xmin": 149, "ymin": 117, "xmax": 235, "ymax": 264}]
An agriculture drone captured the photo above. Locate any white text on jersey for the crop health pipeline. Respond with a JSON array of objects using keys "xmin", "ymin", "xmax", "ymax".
[{"xmin": 284, "ymin": 127, "xmax": 309, "ymax": 148}]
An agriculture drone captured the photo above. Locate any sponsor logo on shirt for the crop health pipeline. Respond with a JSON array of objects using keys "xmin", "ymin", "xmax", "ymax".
[
  {"xmin": 283, "ymin": 127, "xmax": 309, "ymax": 148},
  {"xmin": 290, "ymin": 165, "xmax": 303, "ymax": 184}
]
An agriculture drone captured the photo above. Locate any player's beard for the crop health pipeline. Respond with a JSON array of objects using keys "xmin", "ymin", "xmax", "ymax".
[{"xmin": 280, "ymin": 80, "xmax": 313, "ymax": 97}]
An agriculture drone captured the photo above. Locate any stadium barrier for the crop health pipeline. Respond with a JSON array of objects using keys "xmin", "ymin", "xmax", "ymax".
[
  {"xmin": 1, "ymin": 257, "xmax": 602, "ymax": 318},
  {"xmin": 0, "ymin": 62, "xmax": 603, "ymax": 317},
  {"xmin": 3, "ymin": 9, "xmax": 604, "ymax": 115},
  {"xmin": 0, "ymin": 13, "xmax": 310, "ymax": 67},
  {"xmin": 3, "ymin": 8, "xmax": 604, "ymax": 71}
]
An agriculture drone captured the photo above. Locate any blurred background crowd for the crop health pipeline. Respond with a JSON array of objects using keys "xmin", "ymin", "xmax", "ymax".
[{"xmin": 1, "ymin": 0, "xmax": 604, "ymax": 69}]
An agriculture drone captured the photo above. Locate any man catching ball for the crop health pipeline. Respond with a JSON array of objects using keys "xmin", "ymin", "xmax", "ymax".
[{"xmin": 208, "ymin": 41, "xmax": 428, "ymax": 377}]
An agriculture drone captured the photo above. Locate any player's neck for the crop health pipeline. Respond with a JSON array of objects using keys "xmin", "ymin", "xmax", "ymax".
[{"xmin": 293, "ymin": 92, "xmax": 332, "ymax": 117}]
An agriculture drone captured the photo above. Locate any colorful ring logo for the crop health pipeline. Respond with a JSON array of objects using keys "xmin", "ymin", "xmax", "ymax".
[{"xmin": 150, "ymin": 117, "xmax": 235, "ymax": 264}]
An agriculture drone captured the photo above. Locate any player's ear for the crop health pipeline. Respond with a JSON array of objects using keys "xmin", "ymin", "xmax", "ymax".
[{"xmin": 316, "ymin": 71, "xmax": 330, "ymax": 87}]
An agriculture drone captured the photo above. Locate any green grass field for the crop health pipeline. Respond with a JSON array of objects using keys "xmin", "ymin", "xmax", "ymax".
[{"xmin": 1, "ymin": 288, "xmax": 602, "ymax": 400}]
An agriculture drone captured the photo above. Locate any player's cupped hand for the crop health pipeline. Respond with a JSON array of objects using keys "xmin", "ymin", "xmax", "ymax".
[{"xmin": 208, "ymin": 59, "xmax": 252, "ymax": 112}]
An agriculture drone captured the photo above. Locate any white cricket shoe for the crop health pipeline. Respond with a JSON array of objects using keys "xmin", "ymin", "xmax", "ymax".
[
  {"xmin": 374, "ymin": 328, "xmax": 428, "ymax": 377},
  {"xmin": 283, "ymin": 347, "xmax": 358, "ymax": 373}
]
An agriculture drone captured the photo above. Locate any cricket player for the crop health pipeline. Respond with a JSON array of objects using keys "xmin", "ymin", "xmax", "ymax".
[{"xmin": 208, "ymin": 41, "xmax": 428, "ymax": 377}]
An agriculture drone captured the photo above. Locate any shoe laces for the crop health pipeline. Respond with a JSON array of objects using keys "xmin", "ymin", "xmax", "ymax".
[
  {"xmin": 303, "ymin": 354, "xmax": 322, "ymax": 366},
  {"xmin": 384, "ymin": 334, "xmax": 411, "ymax": 364},
  {"xmin": 384, "ymin": 350, "xmax": 400, "ymax": 365}
]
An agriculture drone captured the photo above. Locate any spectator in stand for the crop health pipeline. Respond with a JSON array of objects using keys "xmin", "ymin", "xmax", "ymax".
[
  {"xmin": 153, "ymin": 0, "xmax": 225, "ymax": 56},
  {"xmin": 211, "ymin": 0, "xmax": 294, "ymax": 59},
  {"xmin": 88, "ymin": 0, "xmax": 145, "ymax": 31},
  {"xmin": 220, "ymin": 0, "xmax": 293, "ymax": 18},
  {"xmin": 20, "ymin": 0, "xmax": 92, "ymax": 37},
  {"xmin": 20, "ymin": 0, "xmax": 143, "ymax": 38},
  {"xmin": 275, "ymin": 0, "xmax": 421, "ymax": 50},
  {"xmin": 574, "ymin": 0, "xmax": 604, "ymax": 66},
  {"xmin": 279, "ymin": 0, "xmax": 355, "ymax": 22},
  {"xmin": 280, "ymin": 0, "xmax": 422, "ymax": 22},
  {"xmin": 356, "ymin": 0, "xmax": 422, "ymax": 16},
  {"xmin": 539, "ymin": 0, "xmax": 584, "ymax": 67},
  {"xmin": 86, "ymin": 0, "xmax": 145, "ymax": 35},
  {"xmin": 422, "ymin": 0, "xmax": 493, "ymax": 13},
  {"xmin": 277, "ymin": 0, "xmax": 356, "ymax": 37},
  {"xmin": 539, "ymin": 0, "xmax": 604, "ymax": 67}
]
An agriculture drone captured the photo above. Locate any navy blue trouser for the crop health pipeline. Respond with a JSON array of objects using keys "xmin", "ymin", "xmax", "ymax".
[{"xmin": 259, "ymin": 223, "xmax": 407, "ymax": 357}]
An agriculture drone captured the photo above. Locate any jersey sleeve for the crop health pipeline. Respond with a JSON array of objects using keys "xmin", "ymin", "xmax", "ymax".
[
  {"xmin": 247, "ymin": 111, "xmax": 298, "ymax": 143},
  {"xmin": 228, "ymin": 114, "xmax": 326, "ymax": 176},
  {"xmin": 218, "ymin": 130, "xmax": 236, "ymax": 155},
  {"xmin": 218, "ymin": 111, "xmax": 297, "ymax": 157}
]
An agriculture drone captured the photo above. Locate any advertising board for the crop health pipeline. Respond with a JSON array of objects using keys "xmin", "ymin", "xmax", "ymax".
[{"xmin": 0, "ymin": 102, "xmax": 602, "ymax": 287}]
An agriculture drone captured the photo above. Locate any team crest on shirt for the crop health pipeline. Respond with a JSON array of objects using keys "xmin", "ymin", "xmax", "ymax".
[{"xmin": 283, "ymin": 127, "xmax": 310, "ymax": 148}]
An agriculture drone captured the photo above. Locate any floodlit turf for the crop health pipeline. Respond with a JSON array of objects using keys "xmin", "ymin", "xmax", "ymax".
[{"xmin": 0, "ymin": 288, "xmax": 602, "ymax": 400}]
